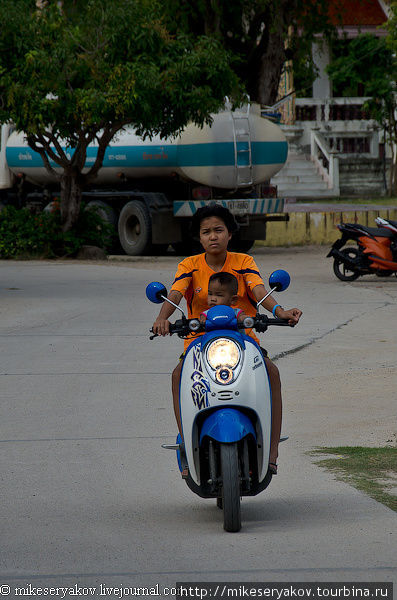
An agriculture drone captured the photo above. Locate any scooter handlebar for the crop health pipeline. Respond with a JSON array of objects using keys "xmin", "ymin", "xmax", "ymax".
[
  {"xmin": 149, "ymin": 315, "xmax": 290, "ymax": 339},
  {"xmin": 246, "ymin": 314, "xmax": 290, "ymax": 333}
]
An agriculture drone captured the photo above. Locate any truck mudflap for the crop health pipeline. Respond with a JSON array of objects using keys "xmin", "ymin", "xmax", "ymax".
[{"xmin": 173, "ymin": 198, "xmax": 285, "ymax": 217}]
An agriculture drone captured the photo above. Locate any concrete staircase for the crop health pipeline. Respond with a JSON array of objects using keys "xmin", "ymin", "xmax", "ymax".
[{"xmin": 271, "ymin": 152, "xmax": 337, "ymax": 199}]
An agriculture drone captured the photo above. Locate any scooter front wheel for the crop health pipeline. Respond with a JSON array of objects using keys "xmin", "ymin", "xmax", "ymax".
[
  {"xmin": 333, "ymin": 247, "xmax": 361, "ymax": 281},
  {"xmin": 220, "ymin": 442, "xmax": 241, "ymax": 532}
]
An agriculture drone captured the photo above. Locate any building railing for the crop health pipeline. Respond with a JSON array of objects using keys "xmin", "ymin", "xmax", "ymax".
[
  {"xmin": 293, "ymin": 97, "xmax": 379, "ymax": 158},
  {"xmin": 264, "ymin": 96, "xmax": 373, "ymax": 126},
  {"xmin": 310, "ymin": 129, "xmax": 340, "ymax": 194},
  {"xmin": 328, "ymin": 135, "xmax": 371, "ymax": 154},
  {"xmin": 295, "ymin": 97, "xmax": 373, "ymax": 122}
]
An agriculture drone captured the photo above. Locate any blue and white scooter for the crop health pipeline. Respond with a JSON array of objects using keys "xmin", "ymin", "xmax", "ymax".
[{"xmin": 146, "ymin": 270, "xmax": 291, "ymax": 532}]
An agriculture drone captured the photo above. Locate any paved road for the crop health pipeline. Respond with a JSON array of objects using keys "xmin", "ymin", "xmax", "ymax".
[{"xmin": 0, "ymin": 248, "xmax": 396, "ymax": 599}]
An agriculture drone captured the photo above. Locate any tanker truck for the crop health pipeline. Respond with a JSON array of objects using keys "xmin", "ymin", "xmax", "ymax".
[{"xmin": 0, "ymin": 103, "xmax": 288, "ymax": 255}]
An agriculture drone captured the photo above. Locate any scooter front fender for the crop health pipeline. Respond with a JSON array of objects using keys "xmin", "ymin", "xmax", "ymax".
[{"xmin": 199, "ymin": 408, "xmax": 256, "ymax": 445}]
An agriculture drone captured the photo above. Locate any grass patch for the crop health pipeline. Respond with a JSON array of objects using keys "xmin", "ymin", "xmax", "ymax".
[{"xmin": 311, "ymin": 447, "xmax": 397, "ymax": 512}]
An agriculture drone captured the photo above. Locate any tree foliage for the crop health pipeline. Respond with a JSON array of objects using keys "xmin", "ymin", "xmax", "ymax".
[
  {"xmin": 327, "ymin": 34, "xmax": 394, "ymax": 101},
  {"xmin": 0, "ymin": 0, "xmax": 341, "ymax": 233},
  {"xmin": 161, "ymin": 0, "xmax": 336, "ymax": 105},
  {"xmin": 0, "ymin": 0, "xmax": 241, "ymax": 230}
]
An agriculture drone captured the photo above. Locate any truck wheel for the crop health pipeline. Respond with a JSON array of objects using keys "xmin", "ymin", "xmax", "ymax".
[
  {"xmin": 85, "ymin": 200, "xmax": 117, "ymax": 227},
  {"xmin": 85, "ymin": 200, "xmax": 119, "ymax": 251},
  {"xmin": 43, "ymin": 200, "xmax": 60, "ymax": 213},
  {"xmin": 220, "ymin": 442, "xmax": 241, "ymax": 532},
  {"xmin": 118, "ymin": 201, "xmax": 152, "ymax": 255}
]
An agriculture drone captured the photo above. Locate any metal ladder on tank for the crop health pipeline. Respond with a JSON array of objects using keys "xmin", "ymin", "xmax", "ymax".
[{"xmin": 231, "ymin": 105, "xmax": 253, "ymax": 188}]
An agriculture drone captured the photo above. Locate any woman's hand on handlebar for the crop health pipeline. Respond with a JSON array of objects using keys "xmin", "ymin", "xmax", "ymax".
[
  {"xmin": 152, "ymin": 318, "xmax": 171, "ymax": 336},
  {"xmin": 277, "ymin": 307, "xmax": 302, "ymax": 326},
  {"xmin": 152, "ymin": 290, "xmax": 183, "ymax": 336}
]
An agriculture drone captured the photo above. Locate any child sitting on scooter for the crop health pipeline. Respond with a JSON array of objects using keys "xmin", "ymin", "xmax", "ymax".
[{"xmin": 199, "ymin": 272, "xmax": 247, "ymax": 323}]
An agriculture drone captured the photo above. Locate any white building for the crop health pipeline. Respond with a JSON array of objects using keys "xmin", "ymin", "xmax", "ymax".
[{"xmin": 272, "ymin": 0, "xmax": 390, "ymax": 198}]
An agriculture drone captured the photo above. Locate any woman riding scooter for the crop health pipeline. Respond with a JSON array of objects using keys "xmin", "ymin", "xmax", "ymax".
[{"xmin": 152, "ymin": 204, "xmax": 302, "ymax": 473}]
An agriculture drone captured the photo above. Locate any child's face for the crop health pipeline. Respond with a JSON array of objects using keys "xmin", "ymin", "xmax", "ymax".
[{"xmin": 208, "ymin": 280, "xmax": 236, "ymax": 307}]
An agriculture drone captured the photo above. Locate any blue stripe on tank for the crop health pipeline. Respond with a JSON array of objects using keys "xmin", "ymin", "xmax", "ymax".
[
  {"xmin": 252, "ymin": 141, "xmax": 288, "ymax": 165},
  {"xmin": 6, "ymin": 141, "xmax": 287, "ymax": 170}
]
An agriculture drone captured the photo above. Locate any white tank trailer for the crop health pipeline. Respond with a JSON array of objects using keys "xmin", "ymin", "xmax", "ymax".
[{"xmin": 0, "ymin": 103, "xmax": 288, "ymax": 255}]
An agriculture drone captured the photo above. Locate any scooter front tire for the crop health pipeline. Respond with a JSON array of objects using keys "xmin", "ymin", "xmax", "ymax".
[{"xmin": 220, "ymin": 442, "xmax": 241, "ymax": 532}]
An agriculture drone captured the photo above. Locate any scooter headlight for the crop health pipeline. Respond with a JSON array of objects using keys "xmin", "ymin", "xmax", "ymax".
[{"xmin": 205, "ymin": 338, "xmax": 241, "ymax": 384}]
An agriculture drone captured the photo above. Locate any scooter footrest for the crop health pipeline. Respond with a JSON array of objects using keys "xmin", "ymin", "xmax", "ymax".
[{"xmin": 161, "ymin": 444, "xmax": 180, "ymax": 450}]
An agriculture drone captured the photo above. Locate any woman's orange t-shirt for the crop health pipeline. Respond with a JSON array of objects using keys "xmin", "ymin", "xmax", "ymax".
[{"xmin": 170, "ymin": 252, "xmax": 265, "ymax": 350}]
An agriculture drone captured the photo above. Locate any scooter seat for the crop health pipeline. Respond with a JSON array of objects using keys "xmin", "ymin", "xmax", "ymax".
[
  {"xmin": 345, "ymin": 224, "xmax": 394, "ymax": 238},
  {"xmin": 366, "ymin": 226, "xmax": 393, "ymax": 238}
]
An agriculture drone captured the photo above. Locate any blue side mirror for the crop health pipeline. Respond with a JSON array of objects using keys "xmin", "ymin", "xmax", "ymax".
[
  {"xmin": 269, "ymin": 269, "xmax": 290, "ymax": 292},
  {"xmin": 146, "ymin": 282, "xmax": 168, "ymax": 304}
]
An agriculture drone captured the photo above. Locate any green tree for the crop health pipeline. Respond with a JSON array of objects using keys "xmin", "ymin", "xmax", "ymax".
[
  {"xmin": 162, "ymin": 0, "xmax": 336, "ymax": 106},
  {"xmin": 327, "ymin": 32, "xmax": 397, "ymax": 193},
  {"xmin": 0, "ymin": 0, "xmax": 241, "ymax": 230}
]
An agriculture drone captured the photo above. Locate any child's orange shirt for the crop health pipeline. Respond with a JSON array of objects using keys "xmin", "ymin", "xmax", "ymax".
[{"xmin": 170, "ymin": 252, "xmax": 264, "ymax": 350}]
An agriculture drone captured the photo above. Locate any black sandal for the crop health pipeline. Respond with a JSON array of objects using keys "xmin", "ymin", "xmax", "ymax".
[{"xmin": 269, "ymin": 462, "xmax": 278, "ymax": 475}]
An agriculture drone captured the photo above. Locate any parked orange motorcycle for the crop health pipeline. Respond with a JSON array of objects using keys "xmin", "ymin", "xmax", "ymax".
[{"xmin": 327, "ymin": 218, "xmax": 397, "ymax": 281}]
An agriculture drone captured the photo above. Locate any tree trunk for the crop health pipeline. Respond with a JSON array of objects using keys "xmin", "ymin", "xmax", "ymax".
[
  {"xmin": 254, "ymin": 35, "xmax": 286, "ymax": 106},
  {"xmin": 387, "ymin": 117, "xmax": 395, "ymax": 197},
  {"xmin": 246, "ymin": 21, "xmax": 289, "ymax": 106},
  {"xmin": 60, "ymin": 171, "xmax": 83, "ymax": 232}
]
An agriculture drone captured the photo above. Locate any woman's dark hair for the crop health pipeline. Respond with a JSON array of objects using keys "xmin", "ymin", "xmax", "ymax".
[{"xmin": 190, "ymin": 203, "xmax": 238, "ymax": 237}]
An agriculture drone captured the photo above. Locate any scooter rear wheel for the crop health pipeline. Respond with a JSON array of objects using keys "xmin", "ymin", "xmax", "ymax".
[
  {"xmin": 333, "ymin": 247, "xmax": 361, "ymax": 281},
  {"xmin": 220, "ymin": 442, "xmax": 241, "ymax": 532}
]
